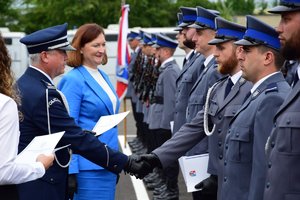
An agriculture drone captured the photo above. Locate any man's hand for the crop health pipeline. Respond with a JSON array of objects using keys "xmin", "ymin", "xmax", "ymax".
[
  {"xmin": 195, "ymin": 175, "xmax": 218, "ymax": 194},
  {"xmin": 124, "ymin": 154, "xmax": 153, "ymax": 179},
  {"xmin": 36, "ymin": 154, "xmax": 54, "ymax": 170},
  {"xmin": 140, "ymin": 153, "xmax": 162, "ymax": 168}
]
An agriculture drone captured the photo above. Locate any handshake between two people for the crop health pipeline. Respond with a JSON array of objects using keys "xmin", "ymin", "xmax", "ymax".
[
  {"xmin": 68, "ymin": 153, "xmax": 162, "ymax": 198},
  {"xmin": 124, "ymin": 153, "xmax": 162, "ymax": 179}
]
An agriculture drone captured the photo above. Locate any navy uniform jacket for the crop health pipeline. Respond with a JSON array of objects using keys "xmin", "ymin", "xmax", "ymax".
[
  {"xmin": 127, "ymin": 47, "xmax": 141, "ymax": 103},
  {"xmin": 173, "ymin": 53, "xmax": 205, "ymax": 133},
  {"xmin": 16, "ymin": 67, "xmax": 128, "ymax": 200},
  {"xmin": 283, "ymin": 60, "xmax": 298, "ymax": 86},
  {"xmin": 206, "ymin": 76, "xmax": 252, "ymax": 198},
  {"xmin": 148, "ymin": 59, "xmax": 180, "ymax": 130},
  {"xmin": 152, "ymin": 76, "xmax": 251, "ymax": 167},
  {"xmin": 221, "ymin": 72, "xmax": 290, "ymax": 200},
  {"xmin": 264, "ymin": 75, "xmax": 300, "ymax": 200},
  {"xmin": 186, "ymin": 57, "xmax": 223, "ymax": 155}
]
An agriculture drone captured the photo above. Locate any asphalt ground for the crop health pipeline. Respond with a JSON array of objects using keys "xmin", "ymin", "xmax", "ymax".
[{"xmin": 116, "ymin": 99, "xmax": 193, "ymax": 200}]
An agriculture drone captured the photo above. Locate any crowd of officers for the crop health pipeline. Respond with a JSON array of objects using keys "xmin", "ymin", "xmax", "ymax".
[{"xmin": 126, "ymin": 1, "xmax": 300, "ymax": 200}]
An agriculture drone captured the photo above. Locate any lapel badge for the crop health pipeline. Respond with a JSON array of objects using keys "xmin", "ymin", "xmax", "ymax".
[{"xmin": 253, "ymin": 90, "xmax": 260, "ymax": 97}]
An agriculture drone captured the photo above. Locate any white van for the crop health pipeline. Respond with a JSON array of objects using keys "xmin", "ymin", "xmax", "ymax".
[
  {"xmin": 1, "ymin": 29, "xmax": 28, "ymax": 79},
  {"xmin": 56, "ymin": 26, "xmax": 185, "ymax": 87}
]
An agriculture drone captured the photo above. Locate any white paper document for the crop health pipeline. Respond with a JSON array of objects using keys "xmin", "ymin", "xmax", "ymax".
[
  {"xmin": 178, "ymin": 153, "xmax": 210, "ymax": 193},
  {"xmin": 93, "ymin": 111, "xmax": 130, "ymax": 136},
  {"xmin": 170, "ymin": 121, "xmax": 174, "ymax": 134},
  {"xmin": 15, "ymin": 131, "xmax": 65, "ymax": 164}
]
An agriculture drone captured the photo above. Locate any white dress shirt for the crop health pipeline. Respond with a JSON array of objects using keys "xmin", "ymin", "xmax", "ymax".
[
  {"xmin": 84, "ymin": 66, "xmax": 117, "ymax": 114},
  {"xmin": 251, "ymin": 72, "xmax": 279, "ymax": 93},
  {"xmin": 0, "ymin": 94, "xmax": 45, "ymax": 184}
]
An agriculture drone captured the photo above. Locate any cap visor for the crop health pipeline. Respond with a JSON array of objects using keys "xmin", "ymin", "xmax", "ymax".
[
  {"xmin": 174, "ymin": 27, "xmax": 183, "ymax": 31},
  {"xmin": 59, "ymin": 45, "xmax": 76, "ymax": 51},
  {"xmin": 178, "ymin": 22, "xmax": 189, "ymax": 28},
  {"xmin": 188, "ymin": 23, "xmax": 204, "ymax": 29},
  {"xmin": 234, "ymin": 39, "xmax": 258, "ymax": 46},
  {"xmin": 268, "ymin": 5, "xmax": 300, "ymax": 13},
  {"xmin": 208, "ymin": 38, "xmax": 231, "ymax": 45},
  {"xmin": 152, "ymin": 43, "xmax": 160, "ymax": 48}
]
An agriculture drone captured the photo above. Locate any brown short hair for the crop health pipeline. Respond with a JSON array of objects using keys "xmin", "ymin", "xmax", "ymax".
[{"xmin": 67, "ymin": 23, "xmax": 105, "ymax": 67}]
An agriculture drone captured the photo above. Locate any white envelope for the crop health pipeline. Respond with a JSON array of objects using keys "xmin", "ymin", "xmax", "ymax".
[
  {"xmin": 178, "ymin": 154, "xmax": 210, "ymax": 193},
  {"xmin": 93, "ymin": 111, "xmax": 130, "ymax": 136}
]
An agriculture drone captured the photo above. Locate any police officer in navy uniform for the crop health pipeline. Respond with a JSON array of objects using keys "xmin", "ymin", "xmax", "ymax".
[
  {"xmin": 173, "ymin": 7, "xmax": 205, "ymax": 136},
  {"xmin": 16, "ymin": 23, "xmax": 148, "ymax": 200},
  {"xmin": 200, "ymin": 17, "xmax": 252, "ymax": 200},
  {"xmin": 220, "ymin": 16, "xmax": 290, "ymax": 200},
  {"xmin": 264, "ymin": 1, "xmax": 300, "ymax": 200},
  {"xmin": 147, "ymin": 33, "xmax": 180, "ymax": 200},
  {"xmin": 134, "ymin": 16, "xmax": 251, "ymax": 200},
  {"xmin": 184, "ymin": 7, "xmax": 223, "ymax": 163},
  {"xmin": 126, "ymin": 31, "xmax": 143, "ymax": 148}
]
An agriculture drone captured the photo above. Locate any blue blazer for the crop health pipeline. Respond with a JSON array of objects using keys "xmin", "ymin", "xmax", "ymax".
[{"xmin": 58, "ymin": 66, "xmax": 120, "ymax": 173}]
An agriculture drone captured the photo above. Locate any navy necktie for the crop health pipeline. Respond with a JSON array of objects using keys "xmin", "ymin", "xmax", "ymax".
[
  {"xmin": 293, "ymin": 72, "xmax": 299, "ymax": 87},
  {"xmin": 183, "ymin": 51, "xmax": 195, "ymax": 67},
  {"xmin": 183, "ymin": 58, "xmax": 187, "ymax": 67},
  {"xmin": 224, "ymin": 78, "xmax": 234, "ymax": 99}
]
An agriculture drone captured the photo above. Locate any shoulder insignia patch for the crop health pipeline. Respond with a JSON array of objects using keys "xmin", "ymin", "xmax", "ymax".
[{"xmin": 265, "ymin": 83, "xmax": 278, "ymax": 94}]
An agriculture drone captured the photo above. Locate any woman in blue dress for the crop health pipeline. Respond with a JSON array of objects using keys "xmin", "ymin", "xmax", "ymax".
[{"xmin": 58, "ymin": 23, "xmax": 120, "ymax": 200}]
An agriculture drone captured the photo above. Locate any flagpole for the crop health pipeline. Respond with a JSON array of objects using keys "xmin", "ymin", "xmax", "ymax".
[
  {"xmin": 121, "ymin": 0, "xmax": 127, "ymax": 148},
  {"xmin": 123, "ymin": 98, "xmax": 127, "ymax": 148}
]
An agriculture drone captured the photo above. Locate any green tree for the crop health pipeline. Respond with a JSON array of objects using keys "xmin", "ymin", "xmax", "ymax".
[
  {"xmin": 216, "ymin": 0, "xmax": 234, "ymax": 21},
  {"xmin": 174, "ymin": 0, "xmax": 214, "ymax": 9},
  {"xmin": 19, "ymin": 0, "xmax": 123, "ymax": 33},
  {"xmin": 17, "ymin": 0, "xmax": 183, "ymax": 33},
  {"xmin": 0, "ymin": 0, "xmax": 20, "ymax": 31},
  {"xmin": 3, "ymin": 0, "xmax": 258, "ymax": 33},
  {"xmin": 216, "ymin": 0, "xmax": 255, "ymax": 15},
  {"xmin": 272, "ymin": 0, "xmax": 279, "ymax": 7},
  {"xmin": 257, "ymin": 0, "xmax": 268, "ymax": 14},
  {"xmin": 127, "ymin": 0, "xmax": 177, "ymax": 27}
]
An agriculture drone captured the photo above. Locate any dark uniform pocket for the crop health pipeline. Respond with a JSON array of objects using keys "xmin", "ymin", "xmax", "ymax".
[
  {"xmin": 182, "ymin": 74, "xmax": 193, "ymax": 83},
  {"xmin": 277, "ymin": 112, "xmax": 300, "ymax": 153},
  {"xmin": 228, "ymin": 127, "xmax": 252, "ymax": 163},
  {"xmin": 208, "ymin": 100, "xmax": 218, "ymax": 117}
]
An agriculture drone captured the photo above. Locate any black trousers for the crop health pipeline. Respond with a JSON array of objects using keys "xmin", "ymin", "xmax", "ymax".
[
  {"xmin": 0, "ymin": 185, "xmax": 19, "ymax": 200},
  {"xmin": 152, "ymin": 129, "xmax": 179, "ymax": 189}
]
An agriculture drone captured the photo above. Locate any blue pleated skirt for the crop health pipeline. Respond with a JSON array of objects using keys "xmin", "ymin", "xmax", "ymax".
[{"xmin": 73, "ymin": 170, "xmax": 117, "ymax": 200}]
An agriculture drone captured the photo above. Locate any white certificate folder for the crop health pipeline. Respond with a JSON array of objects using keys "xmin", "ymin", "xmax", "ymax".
[
  {"xmin": 15, "ymin": 131, "xmax": 65, "ymax": 164},
  {"xmin": 178, "ymin": 153, "xmax": 210, "ymax": 193}
]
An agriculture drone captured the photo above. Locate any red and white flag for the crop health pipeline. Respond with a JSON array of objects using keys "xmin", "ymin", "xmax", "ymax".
[{"xmin": 116, "ymin": 4, "xmax": 130, "ymax": 100}]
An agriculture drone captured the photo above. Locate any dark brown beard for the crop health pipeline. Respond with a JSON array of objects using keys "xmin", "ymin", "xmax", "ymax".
[
  {"xmin": 183, "ymin": 39, "xmax": 196, "ymax": 49},
  {"xmin": 218, "ymin": 51, "xmax": 238, "ymax": 75},
  {"xmin": 281, "ymin": 28, "xmax": 300, "ymax": 60}
]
